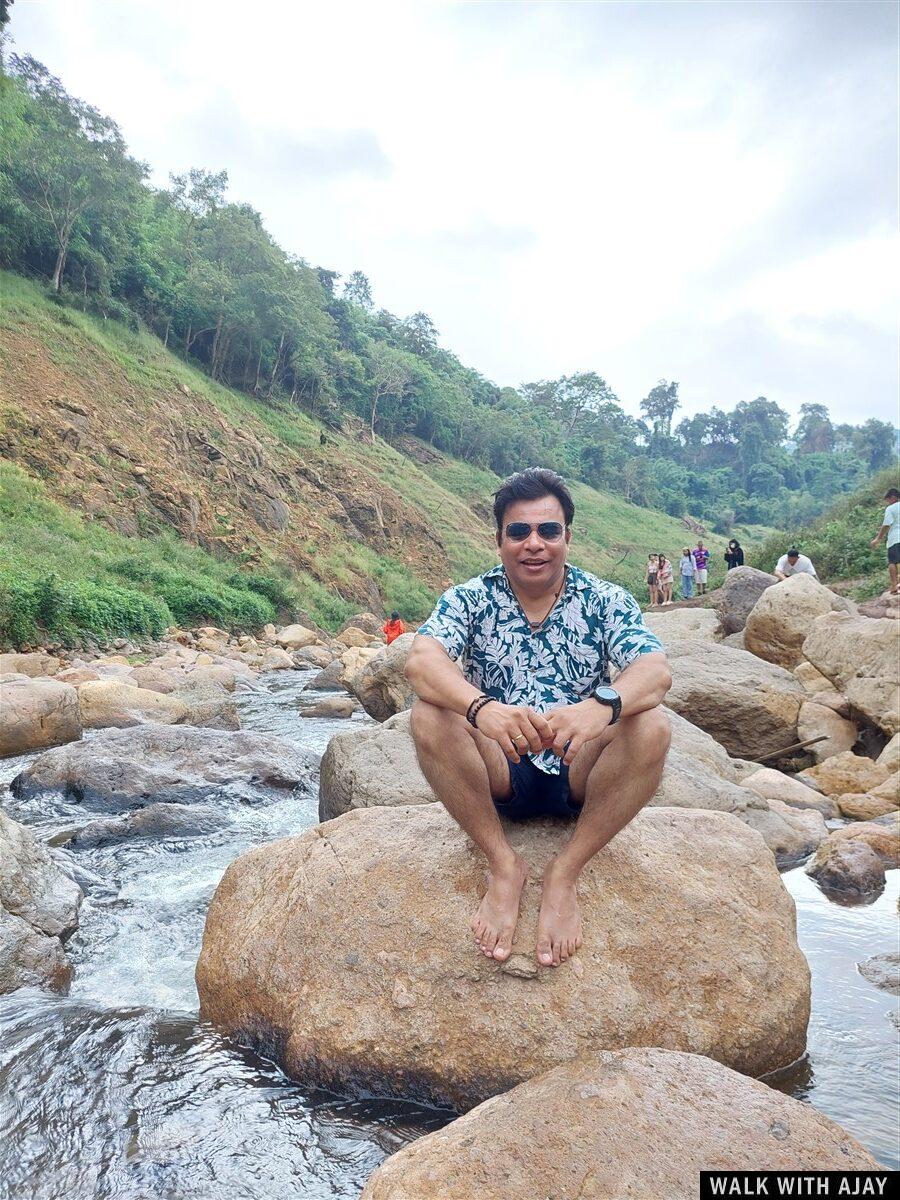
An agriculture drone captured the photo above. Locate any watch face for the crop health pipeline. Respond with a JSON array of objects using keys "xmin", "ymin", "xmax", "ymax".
[{"xmin": 595, "ymin": 687, "xmax": 619, "ymax": 702}]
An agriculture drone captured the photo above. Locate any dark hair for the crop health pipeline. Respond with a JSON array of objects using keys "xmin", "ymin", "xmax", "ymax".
[
  {"xmin": 787, "ymin": 548, "xmax": 800, "ymax": 557},
  {"xmin": 493, "ymin": 467, "xmax": 574, "ymax": 532},
  {"xmin": 885, "ymin": 488, "xmax": 900, "ymax": 501},
  {"xmin": 729, "ymin": 539, "xmax": 741, "ymax": 548},
  {"xmin": 390, "ymin": 611, "xmax": 399, "ymax": 620}
]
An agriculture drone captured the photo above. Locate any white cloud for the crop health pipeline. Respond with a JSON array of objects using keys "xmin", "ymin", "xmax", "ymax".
[{"xmin": 8, "ymin": 0, "xmax": 899, "ymax": 424}]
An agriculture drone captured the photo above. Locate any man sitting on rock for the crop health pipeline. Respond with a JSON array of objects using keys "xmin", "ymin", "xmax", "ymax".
[{"xmin": 405, "ymin": 468, "xmax": 672, "ymax": 969}]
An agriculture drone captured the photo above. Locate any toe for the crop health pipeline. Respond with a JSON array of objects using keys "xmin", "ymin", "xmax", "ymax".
[
  {"xmin": 551, "ymin": 941, "xmax": 562, "ymax": 967},
  {"xmin": 493, "ymin": 930, "xmax": 513, "ymax": 961},
  {"xmin": 536, "ymin": 938, "xmax": 553, "ymax": 966}
]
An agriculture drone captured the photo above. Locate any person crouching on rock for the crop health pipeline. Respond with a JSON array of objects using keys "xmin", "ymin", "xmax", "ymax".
[{"xmin": 405, "ymin": 467, "xmax": 672, "ymax": 969}]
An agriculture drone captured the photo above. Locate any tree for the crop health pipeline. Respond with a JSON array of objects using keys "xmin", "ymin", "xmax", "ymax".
[
  {"xmin": 369, "ymin": 343, "xmax": 412, "ymax": 442},
  {"xmin": 794, "ymin": 403, "xmax": 834, "ymax": 455},
  {"xmin": 343, "ymin": 270, "xmax": 373, "ymax": 310},
  {"xmin": 852, "ymin": 418, "xmax": 896, "ymax": 471},
  {"xmin": 640, "ymin": 380, "xmax": 680, "ymax": 449},
  {"xmin": 403, "ymin": 311, "xmax": 438, "ymax": 357}
]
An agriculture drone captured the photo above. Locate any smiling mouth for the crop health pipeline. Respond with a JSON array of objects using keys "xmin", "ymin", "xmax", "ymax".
[{"xmin": 521, "ymin": 559, "xmax": 547, "ymax": 566}]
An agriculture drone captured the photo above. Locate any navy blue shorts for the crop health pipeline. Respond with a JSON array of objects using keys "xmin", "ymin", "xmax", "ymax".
[{"xmin": 494, "ymin": 755, "xmax": 582, "ymax": 821}]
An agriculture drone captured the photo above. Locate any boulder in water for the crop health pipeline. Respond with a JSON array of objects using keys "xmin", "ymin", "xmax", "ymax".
[
  {"xmin": 360, "ymin": 1048, "xmax": 879, "ymax": 1200},
  {"xmin": 0, "ymin": 677, "xmax": 82, "ymax": 758},
  {"xmin": 78, "ymin": 679, "xmax": 188, "ymax": 729},
  {"xmin": 806, "ymin": 839, "xmax": 886, "ymax": 895},
  {"xmin": 299, "ymin": 696, "xmax": 359, "ymax": 719},
  {"xmin": 276, "ymin": 624, "xmax": 319, "ymax": 650},
  {"xmin": 319, "ymin": 709, "xmax": 434, "ymax": 820},
  {"xmin": 196, "ymin": 804, "xmax": 810, "ymax": 1110},
  {"xmin": 858, "ymin": 952, "xmax": 899, "ymax": 994}
]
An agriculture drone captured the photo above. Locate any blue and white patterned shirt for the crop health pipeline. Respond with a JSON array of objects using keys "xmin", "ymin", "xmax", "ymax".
[{"xmin": 417, "ymin": 563, "xmax": 663, "ymax": 775}]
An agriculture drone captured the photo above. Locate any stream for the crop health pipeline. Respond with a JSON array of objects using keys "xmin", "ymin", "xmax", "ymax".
[{"xmin": 1, "ymin": 670, "xmax": 897, "ymax": 1198}]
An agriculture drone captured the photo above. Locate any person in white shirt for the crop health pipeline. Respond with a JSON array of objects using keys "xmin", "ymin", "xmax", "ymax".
[
  {"xmin": 774, "ymin": 549, "xmax": 817, "ymax": 580},
  {"xmin": 870, "ymin": 486, "xmax": 900, "ymax": 595}
]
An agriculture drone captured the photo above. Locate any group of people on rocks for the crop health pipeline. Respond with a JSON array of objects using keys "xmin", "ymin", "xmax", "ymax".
[{"xmin": 644, "ymin": 539, "xmax": 740, "ymax": 605}]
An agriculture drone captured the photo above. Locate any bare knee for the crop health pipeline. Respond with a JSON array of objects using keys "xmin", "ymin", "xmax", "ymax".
[
  {"xmin": 622, "ymin": 707, "xmax": 671, "ymax": 762},
  {"xmin": 410, "ymin": 699, "xmax": 467, "ymax": 750}
]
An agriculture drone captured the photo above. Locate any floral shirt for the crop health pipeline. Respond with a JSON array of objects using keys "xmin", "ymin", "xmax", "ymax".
[{"xmin": 417, "ymin": 564, "xmax": 663, "ymax": 775}]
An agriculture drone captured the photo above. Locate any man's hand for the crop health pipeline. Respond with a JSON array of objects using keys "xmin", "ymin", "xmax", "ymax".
[
  {"xmin": 545, "ymin": 699, "xmax": 612, "ymax": 766},
  {"xmin": 870, "ymin": 535, "xmax": 883, "ymax": 548},
  {"xmin": 474, "ymin": 703, "xmax": 554, "ymax": 763}
]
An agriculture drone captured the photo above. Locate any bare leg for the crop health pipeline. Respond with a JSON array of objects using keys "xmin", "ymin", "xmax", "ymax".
[
  {"xmin": 410, "ymin": 700, "xmax": 526, "ymax": 961},
  {"xmin": 536, "ymin": 707, "xmax": 671, "ymax": 967},
  {"xmin": 890, "ymin": 562, "xmax": 899, "ymax": 595}
]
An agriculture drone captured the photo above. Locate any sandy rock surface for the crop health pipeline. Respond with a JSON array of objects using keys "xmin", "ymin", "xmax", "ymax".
[
  {"xmin": 797, "ymin": 701, "xmax": 858, "ymax": 763},
  {"xmin": 276, "ymin": 624, "xmax": 319, "ymax": 650},
  {"xmin": 713, "ymin": 566, "xmax": 778, "ymax": 635},
  {"xmin": 0, "ymin": 652, "xmax": 60, "ymax": 677},
  {"xmin": 78, "ymin": 679, "xmax": 189, "ymax": 729},
  {"xmin": 0, "ymin": 676, "xmax": 82, "ymax": 758},
  {"xmin": 360, "ymin": 1048, "xmax": 878, "ymax": 1200},
  {"xmin": 837, "ymin": 793, "xmax": 899, "ymax": 820},
  {"xmin": 799, "ymin": 751, "xmax": 890, "ymax": 798},
  {"xmin": 319, "ymin": 709, "xmax": 433, "ymax": 820},
  {"xmin": 744, "ymin": 575, "xmax": 853, "ymax": 669},
  {"xmin": 348, "ymin": 633, "xmax": 417, "ymax": 722},
  {"xmin": 803, "ymin": 612, "xmax": 900, "ymax": 736},
  {"xmin": 643, "ymin": 608, "xmax": 721, "ymax": 644},
  {"xmin": 742, "ymin": 768, "xmax": 838, "ymax": 817},
  {"xmin": 197, "ymin": 804, "xmax": 810, "ymax": 1110},
  {"xmin": 878, "ymin": 734, "xmax": 900, "ymax": 773}
]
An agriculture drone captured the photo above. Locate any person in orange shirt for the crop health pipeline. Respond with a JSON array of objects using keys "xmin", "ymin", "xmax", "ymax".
[{"xmin": 383, "ymin": 611, "xmax": 406, "ymax": 644}]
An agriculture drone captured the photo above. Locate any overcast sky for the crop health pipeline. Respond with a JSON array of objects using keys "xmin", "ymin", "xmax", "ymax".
[{"xmin": 9, "ymin": 0, "xmax": 900, "ymax": 426}]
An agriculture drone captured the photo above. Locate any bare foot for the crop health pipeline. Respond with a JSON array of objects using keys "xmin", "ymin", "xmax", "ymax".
[
  {"xmin": 470, "ymin": 853, "xmax": 528, "ymax": 961},
  {"xmin": 536, "ymin": 860, "xmax": 583, "ymax": 967}
]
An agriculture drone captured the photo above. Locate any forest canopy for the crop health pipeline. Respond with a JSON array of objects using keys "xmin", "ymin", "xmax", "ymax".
[{"xmin": 0, "ymin": 51, "xmax": 895, "ymax": 532}]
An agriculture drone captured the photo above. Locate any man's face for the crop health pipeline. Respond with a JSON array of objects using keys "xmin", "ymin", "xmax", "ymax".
[
  {"xmin": 697, "ymin": 541, "xmax": 704, "ymax": 550},
  {"xmin": 788, "ymin": 554, "xmax": 799, "ymax": 566},
  {"xmin": 497, "ymin": 495, "xmax": 570, "ymax": 593}
]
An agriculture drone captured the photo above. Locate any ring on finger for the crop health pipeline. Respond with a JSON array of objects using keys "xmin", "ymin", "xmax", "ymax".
[{"xmin": 512, "ymin": 734, "xmax": 527, "ymax": 747}]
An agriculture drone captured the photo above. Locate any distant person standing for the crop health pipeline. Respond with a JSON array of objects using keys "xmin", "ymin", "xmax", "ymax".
[
  {"xmin": 657, "ymin": 553, "xmax": 674, "ymax": 604},
  {"xmin": 774, "ymin": 548, "xmax": 817, "ymax": 580},
  {"xmin": 679, "ymin": 547, "xmax": 696, "ymax": 598},
  {"xmin": 645, "ymin": 554, "xmax": 659, "ymax": 607},
  {"xmin": 693, "ymin": 541, "xmax": 710, "ymax": 594},
  {"xmin": 383, "ymin": 611, "xmax": 407, "ymax": 644},
  {"xmin": 870, "ymin": 486, "xmax": 900, "ymax": 595},
  {"xmin": 724, "ymin": 539, "xmax": 744, "ymax": 570}
]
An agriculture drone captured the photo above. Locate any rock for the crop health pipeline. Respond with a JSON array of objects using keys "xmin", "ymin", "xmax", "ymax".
[
  {"xmin": 857, "ymin": 591, "xmax": 900, "ymax": 620},
  {"xmin": 797, "ymin": 701, "xmax": 858, "ymax": 763},
  {"xmin": 305, "ymin": 659, "xmax": 348, "ymax": 693},
  {"xmin": 743, "ymin": 768, "xmax": 839, "ymax": 817},
  {"xmin": 260, "ymin": 647, "xmax": 295, "ymax": 672},
  {"xmin": 763, "ymin": 798, "xmax": 828, "ymax": 858},
  {"xmin": 0, "ymin": 652, "xmax": 60, "ymax": 678},
  {"xmin": 12, "ymin": 724, "xmax": 313, "ymax": 809},
  {"xmin": 339, "ymin": 645, "xmax": 380, "ymax": 689},
  {"xmin": 319, "ymin": 710, "xmax": 434, "ymax": 820},
  {"xmin": 643, "ymin": 608, "xmax": 721, "ymax": 644},
  {"xmin": 299, "ymin": 696, "xmax": 359, "ymax": 719},
  {"xmin": 869, "ymin": 771, "xmax": 900, "ymax": 804},
  {"xmin": 1, "ymin": 811, "xmax": 82, "ymax": 995},
  {"xmin": 798, "ymin": 751, "xmax": 890, "ymax": 798},
  {"xmin": 744, "ymin": 575, "xmax": 854, "ymax": 669},
  {"xmin": 858, "ymin": 952, "xmax": 900, "ymax": 994},
  {"xmin": 827, "ymin": 815, "xmax": 899, "ymax": 867},
  {"xmin": 196, "ymin": 805, "xmax": 810, "ymax": 1109},
  {"xmin": 275, "ymin": 624, "xmax": 318, "ymax": 651},
  {"xmin": 77, "ymin": 679, "xmax": 189, "ymax": 730},
  {"xmin": 0, "ymin": 677, "xmax": 83, "ymax": 758},
  {"xmin": 713, "ymin": 566, "xmax": 778, "ymax": 635},
  {"xmin": 129, "ymin": 665, "xmax": 180, "ymax": 694},
  {"xmin": 261, "ymin": 623, "xmax": 278, "ymax": 644},
  {"xmin": 793, "ymin": 661, "xmax": 840, "ymax": 695},
  {"xmin": 806, "ymin": 839, "xmax": 886, "ymax": 894},
  {"xmin": 173, "ymin": 676, "xmax": 240, "ymax": 731},
  {"xmin": 360, "ymin": 1048, "xmax": 879, "ymax": 1200},
  {"xmin": 837, "ymin": 793, "xmax": 899, "ymax": 820},
  {"xmin": 339, "ymin": 612, "xmax": 385, "ymax": 637},
  {"xmin": 335, "ymin": 625, "xmax": 373, "ymax": 649},
  {"xmin": 719, "ymin": 630, "xmax": 746, "ymax": 649},
  {"xmin": 665, "ymin": 639, "xmax": 804, "ymax": 761},
  {"xmin": 72, "ymin": 803, "xmax": 223, "ymax": 848},
  {"xmin": 54, "ymin": 666, "xmax": 102, "ymax": 687},
  {"xmin": 349, "ymin": 633, "xmax": 417, "ymax": 722},
  {"xmin": 293, "ymin": 645, "xmax": 333, "ymax": 669},
  {"xmin": 804, "ymin": 691, "xmax": 852, "ymax": 717},
  {"xmin": 803, "ymin": 612, "xmax": 900, "ymax": 736},
  {"xmin": 878, "ymin": 734, "xmax": 900, "ymax": 773}
]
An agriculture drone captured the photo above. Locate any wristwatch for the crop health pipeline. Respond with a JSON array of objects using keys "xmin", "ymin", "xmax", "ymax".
[{"xmin": 591, "ymin": 686, "xmax": 622, "ymax": 725}]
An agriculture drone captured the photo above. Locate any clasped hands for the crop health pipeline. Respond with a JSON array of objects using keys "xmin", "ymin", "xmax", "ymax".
[{"xmin": 473, "ymin": 699, "xmax": 611, "ymax": 767}]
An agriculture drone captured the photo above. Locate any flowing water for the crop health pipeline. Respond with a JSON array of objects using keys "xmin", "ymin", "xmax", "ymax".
[{"xmin": 1, "ymin": 671, "xmax": 897, "ymax": 1198}]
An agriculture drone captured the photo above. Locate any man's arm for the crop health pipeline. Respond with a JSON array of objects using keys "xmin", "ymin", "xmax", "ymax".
[{"xmin": 871, "ymin": 523, "xmax": 890, "ymax": 547}]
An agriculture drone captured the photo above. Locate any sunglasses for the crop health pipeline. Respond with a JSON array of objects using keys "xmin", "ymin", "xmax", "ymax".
[{"xmin": 504, "ymin": 521, "xmax": 565, "ymax": 542}]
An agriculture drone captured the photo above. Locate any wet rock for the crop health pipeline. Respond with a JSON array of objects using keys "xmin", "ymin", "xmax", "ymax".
[
  {"xmin": 1, "ymin": 810, "xmax": 82, "ymax": 995},
  {"xmin": 259, "ymin": 648, "xmax": 294, "ymax": 672},
  {"xmin": 197, "ymin": 805, "xmax": 810, "ymax": 1110},
  {"xmin": 293, "ymin": 645, "xmax": 334, "ymax": 669},
  {"xmin": 11, "ymin": 725, "xmax": 313, "ymax": 810},
  {"xmin": 665, "ymin": 638, "xmax": 804, "ymax": 761},
  {"xmin": 858, "ymin": 952, "xmax": 900, "ymax": 995},
  {"xmin": 713, "ymin": 566, "xmax": 778, "ymax": 635},
  {"xmin": 0, "ymin": 677, "xmax": 82, "ymax": 758},
  {"xmin": 349, "ymin": 633, "xmax": 417, "ymax": 722},
  {"xmin": 319, "ymin": 710, "xmax": 433, "ymax": 820},
  {"xmin": 826, "ymin": 815, "xmax": 899, "ymax": 867},
  {"xmin": 276, "ymin": 624, "xmax": 319, "ymax": 650},
  {"xmin": 299, "ymin": 696, "xmax": 359, "ymax": 719},
  {"xmin": 806, "ymin": 839, "xmax": 886, "ymax": 894},
  {"xmin": 743, "ymin": 768, "xmax": 838, "ymax": 817},
  {"xmin": 360, "ymin": 1048, "xmax": 879, "ymax": 1199},
  {"xmin": 803, "ymin": 612, "xmax": 900, "ymax": 736},
  {"xmin": 0, "ymin": 652, "xmax": 60, "ymax": 678},
  {"xmin": 798, "ymin": 751, "xmax": 889, "ymax": 799},
  {"xmin": 797, "ymin": 701, "xmax": 858, "ymax": 764},
  {"xmin": 72, "ymin": 803, "xmax": 224, "ymax": 848},
  {"xmin": 744, "ymin": 575, "xmax": 854, "ymax": 669},
  {"xmin": 305, "ymin": 659, "xmax": 347, "ymax": 693}
]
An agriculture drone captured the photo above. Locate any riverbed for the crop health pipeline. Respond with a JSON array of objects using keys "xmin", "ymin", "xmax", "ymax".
[{"xmin": 1, "ymin": 671, "xmax": 897, "ymax": 1198}]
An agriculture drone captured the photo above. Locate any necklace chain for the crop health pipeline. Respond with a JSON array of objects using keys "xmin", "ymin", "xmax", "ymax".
[{"xmin": 525, "ymin": 574, "xmax": 564, "ymax": 630}]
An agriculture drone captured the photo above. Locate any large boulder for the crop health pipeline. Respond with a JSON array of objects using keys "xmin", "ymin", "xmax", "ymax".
[
  {"xmin": 339, "ymin": 645, "xmax": 381, "ymax": 689},
  {"xmin": 172, "ymin": 676, "xmax": 240, "ymax": 731},
  {"xmin": 806, "ymin": 839, "xmax": 886, "ymax": 894},
  {"xmin": 665, "ymin": 639, "xmax": 804, "ymax": 761},
  {"xmin": 803, "ymin": 612, "xmax": 900, "ymax": 736},
  {"xmin": 275, "ymin": 624, "xmax": 318, "ymax": 650},
  {"xmin": 798, "ymin": 751, "xmax": 890, "ymax": 799},
  {"xmin": 712, "ymin": 566, "xmax": 778, "ymax": 635},
  {"xmin": 305, "ymin": 659, "xmax": 347, "ymax": 693},
  {"xmin": 348, "ymin": 632, "xmax": 417, "ymax": 722},
  {"xmin": 293, "ymin": 645, "xmax": 334, "ymax": 669},
  {"xmin": 360, "ymin": 1048, "xmax": 878, "ymax": 1200},
  {"xmin": 642, "ymin": 608, "xmax": 720, "ymax": 644},
  {"xmin": 197, "ymin": 804, "xmax": 810, "ymax": 1110},
  {"xmin": 335, "ymin": 626, "xmax": 375, "ymax": 649},
  {"xmin": 0, "ymin": 652, "xmax": 60, "ymax": 678},
  {"xmin": 878, "ymin": 734, "xmax": 900, "ymax": 773},
  {"xmin": 837, "ymin": 793, "xmax": 898, "ymax": 820},
  {"xmin": 339, "ymin": 612, "xmax": 385, "ymax": 637},
  {"xmin": 826, "ymin": 814, "xmax": 899, "ymax": 867},
  {"xmin": 0, "ymin": 677, "xmax": 82, "ymax": 758},
  {"xmin": 744, "ymin": 575, "xmax": 853, "ymax": 669},
  {"xmin": 11, "ymin": 724, "xmax": 313, "ymax": 810},
  {"xmin": 259, "ymin": 647, "xmax": 295, "ymax": 672},
  {"xmin": 1, "ymin": 811, "xmax": 82, "ymax": 995},
  {"xmin": 796, "ymin": 700, "xmax": 858, "ymax": 764},
  {"xmin": 78, "ymin": 679, "xmax": 188, "ymax": 730},
  {"xmin": 128, "ymin": 665, "xmax": 180, "ymax": 694},
  {"xmin": 742, "ymin": 767, "xmax": 839, "ymax": 817},
  {"xmin": 299, "ymin": 696, "xmax": 359, "ymax": 719},
  {"xmin": 319, "ymin": 709, "xmax": 434, "ymax": 820}
]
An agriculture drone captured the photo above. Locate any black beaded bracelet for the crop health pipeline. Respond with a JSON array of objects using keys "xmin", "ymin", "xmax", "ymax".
[{"xmin": 466, "ymin": 694, "xmax": 495, "ymax": 728}]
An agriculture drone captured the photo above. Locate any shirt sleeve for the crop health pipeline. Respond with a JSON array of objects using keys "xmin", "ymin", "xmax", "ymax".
[
  {"xmin": 416, "ymin": 585, "xmax": 471, "ymax": 661},
  {"xmin": 775, "ymin": 555, "xmax": 787, "ymax": 573},
  {"xmin": 885, "ymin": 507, "xmax": 895, "ymax": 530},
  {"xmin": 601, "ymin": 586, "xmax": 664, "ymax": 671}
]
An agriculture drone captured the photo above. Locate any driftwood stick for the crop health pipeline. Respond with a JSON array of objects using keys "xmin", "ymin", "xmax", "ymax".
[{"xmin": 756, "ymin": 735, "xmax": 828, "ymax": 764}]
